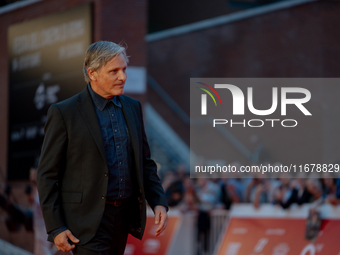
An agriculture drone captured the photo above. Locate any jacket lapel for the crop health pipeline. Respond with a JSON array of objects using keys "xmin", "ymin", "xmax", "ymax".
[{"xmin": 76, "ymin": 87, "xmax": 106, "ymax": 163}]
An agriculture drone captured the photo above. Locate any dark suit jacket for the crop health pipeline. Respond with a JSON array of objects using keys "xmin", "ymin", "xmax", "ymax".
[{"xmin": 37, "ymin": 87, "xmax": 168, "ymax": 245}]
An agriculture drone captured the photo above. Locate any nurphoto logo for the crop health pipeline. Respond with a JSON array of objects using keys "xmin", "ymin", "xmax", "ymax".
[{"xmin": 197, "ymin": 82, "xmax": 312, "ymax": 128}]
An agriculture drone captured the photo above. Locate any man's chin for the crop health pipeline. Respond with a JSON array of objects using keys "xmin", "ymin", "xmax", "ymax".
[{"xmin": 113, "ymin": 89, "xmax": 124, "ymax": 96}]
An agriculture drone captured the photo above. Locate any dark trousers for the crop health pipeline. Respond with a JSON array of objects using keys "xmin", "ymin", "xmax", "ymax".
[{"xmin": 72, "ymin": 198, "xmax": 132, "ymax": 255}]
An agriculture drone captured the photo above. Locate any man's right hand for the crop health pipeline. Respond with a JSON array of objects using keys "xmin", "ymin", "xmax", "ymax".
[{"xmin": 54, "ymin": 229, "xmax": 80, "ymax": 252}]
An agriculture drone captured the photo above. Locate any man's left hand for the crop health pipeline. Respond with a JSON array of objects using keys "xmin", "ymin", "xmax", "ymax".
[{"xmin": 154, "ymin": 205, "xmax": 168, "ymax": 236}]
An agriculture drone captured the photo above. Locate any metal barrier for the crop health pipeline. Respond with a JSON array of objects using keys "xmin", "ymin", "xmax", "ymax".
[
  {"xmin": 208, "ymin": 209, "xmax": 229, "ymax": 255},
  {"xmin": 160, "ymin": 208, "xmax": 229, "ymax": 255}
]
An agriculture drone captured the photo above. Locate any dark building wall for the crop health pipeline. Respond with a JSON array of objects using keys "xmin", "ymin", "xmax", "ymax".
[
  {"xmin": 0, "ymin": 1, "xmax": 147, "ymax": 251},
  {"xmin": 148, "ymin": 0, "xmax": 245, "ymax": 33},
  {"xmin": 0, "ymin": 0, "xmax": 147, "ymax": 182},
  {"xmin": 147, "ymin": 1, "xmax": 340, "ymax": 164}
]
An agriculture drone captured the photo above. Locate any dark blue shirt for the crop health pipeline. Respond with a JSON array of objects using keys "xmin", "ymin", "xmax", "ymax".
[{"xmin": 87, "ymin": 84, "xmax": 133, "ymax": 201}]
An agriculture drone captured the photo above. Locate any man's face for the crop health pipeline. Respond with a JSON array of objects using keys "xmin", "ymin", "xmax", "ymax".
[{"xmin": 89, "ymin": 53, "xmax": 127, "ymax": 99}]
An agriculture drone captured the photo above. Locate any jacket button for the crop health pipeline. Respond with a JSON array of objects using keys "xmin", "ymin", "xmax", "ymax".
[
  {"xmin": 101, "ymin": 195, "xmax": 105, "ymax": 199},
  {"xmin": 104, "ymin": 173, "xmax": 108, "ymax": 177}
]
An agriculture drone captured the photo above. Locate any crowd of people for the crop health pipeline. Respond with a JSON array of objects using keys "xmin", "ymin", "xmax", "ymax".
[
  {"xmin": 160, "ymin": 163, "xmax": 340, "ymax": 253},
  {"xmin": 161, "ymin": 162, "xmax": 340, "ymax": 212}
]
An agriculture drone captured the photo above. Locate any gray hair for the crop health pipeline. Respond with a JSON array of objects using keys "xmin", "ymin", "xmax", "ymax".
[{"xmin": 83, "ymin": 41, "xmax": 129, "ymax": 83}]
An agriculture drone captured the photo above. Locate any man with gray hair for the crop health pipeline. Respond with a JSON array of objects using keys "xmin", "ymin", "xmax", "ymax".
[{"xmin": 37, "ymin": 41, "xmax": 169, "ymax": 254}]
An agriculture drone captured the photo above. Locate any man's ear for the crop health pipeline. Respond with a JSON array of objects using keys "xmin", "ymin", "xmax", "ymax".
[{"xmin": 88, "ymin": 69, "xmax": 97, "ymax": 81}]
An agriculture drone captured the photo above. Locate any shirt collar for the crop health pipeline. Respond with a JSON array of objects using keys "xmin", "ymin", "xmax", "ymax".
[{"xmin": 87, "ymin": 83, "xmax": 122, "ymax": 111}]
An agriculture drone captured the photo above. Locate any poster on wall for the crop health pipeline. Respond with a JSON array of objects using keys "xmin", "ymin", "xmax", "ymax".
[{"xmin": 7, "ymin": 3, "xmax": 92, "ymax": 180}]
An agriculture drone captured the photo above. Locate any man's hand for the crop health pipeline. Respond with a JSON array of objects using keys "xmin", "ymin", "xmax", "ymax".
[
  {"xmin": 54, "ymin": 229, "xmax": 80, "ymax": 252},
  {"xmin": 154, "ymin": 205, "xmax": 168, "ymax": 237}
]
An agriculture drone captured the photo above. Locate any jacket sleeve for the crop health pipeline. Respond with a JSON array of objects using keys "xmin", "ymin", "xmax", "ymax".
[
  {"xmin": 138, "ymin": 102, "xmax": 169, "ymax": 211},
  {"xmin": 37, "ymin": 104, "xmax": 67, "ymax": 233}
]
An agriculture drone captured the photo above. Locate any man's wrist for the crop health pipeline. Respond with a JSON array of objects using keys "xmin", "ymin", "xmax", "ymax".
[
  {"xmin": 155, "ymin": 204, "xmax": 169, "ymax": 212},
  {"xmin": 49, "ymin": 226, "xmax": 68, "ymax": 239}
]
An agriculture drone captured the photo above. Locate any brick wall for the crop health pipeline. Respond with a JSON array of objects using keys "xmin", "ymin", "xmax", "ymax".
[
  {"xmin": 148, "ymin": 1, "xmax": 340, "ymax": 164},
  {"xmin": 0, "ymin": 0, "xmax": 147, "ymax": 183},
  {"xmin": 0, "ymin": 1, "xmax": 147, "ymax": 251}
]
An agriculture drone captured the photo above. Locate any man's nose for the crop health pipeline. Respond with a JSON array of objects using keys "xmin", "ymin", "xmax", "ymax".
[{"xmin": 118, "ymin": 70, "xmax": 127, "ymax": 82}]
